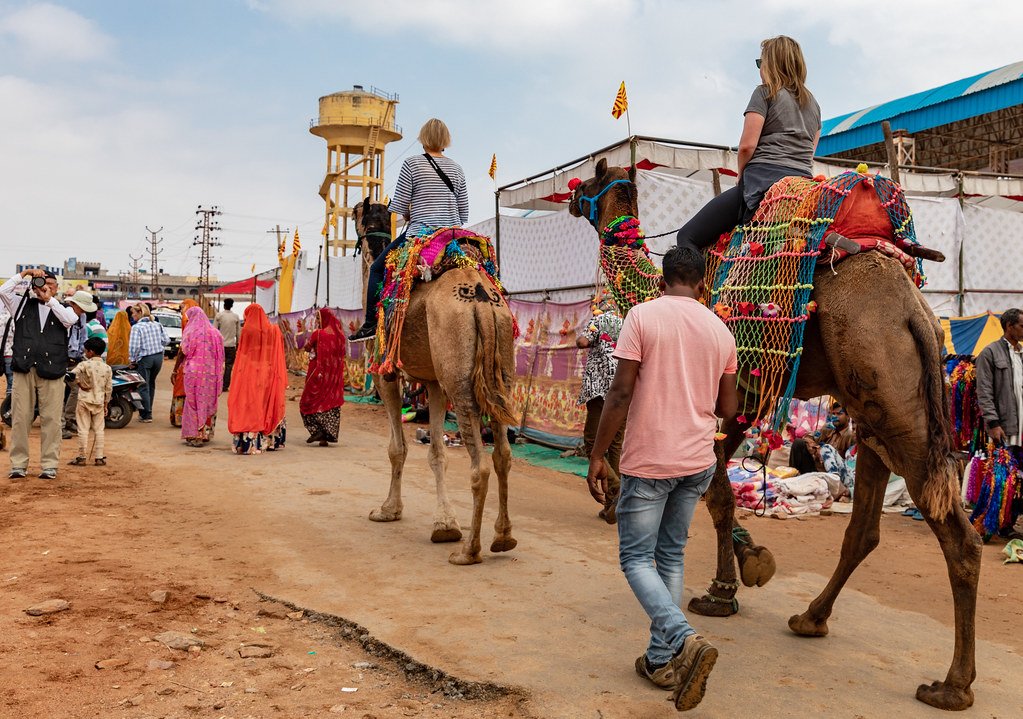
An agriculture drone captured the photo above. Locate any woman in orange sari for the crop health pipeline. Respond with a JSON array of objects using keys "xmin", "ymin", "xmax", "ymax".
[
  {"xmin": 228, "ymin": 304, "xmax": 287, "ymax": 454},
  {"xmin": 300, "ymin": 308, "xmax": 346, "ymax": 446},
  {"xmin": 105, "ymin": 310, "xmax": 131, "ymax": 366},
  {"xmin": 169, "ymin": 299, "xmax": 199, "ymax": 426}
]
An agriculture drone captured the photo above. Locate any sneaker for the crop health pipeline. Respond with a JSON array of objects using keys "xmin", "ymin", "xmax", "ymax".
[
  {"xmin": 348, "ymin": 323, "xmax": 377, "ymax": 343},
  {"xmin": 9, "ymin": 468, "xmax": 27, "ymax": 480},
  {"xmin": 140, "ymin": 417, "xmax": 153, "ymax": 424},
  {"xmin": 669, "ymin": 634, "xmax": 718, "ymax": 711},
  {"xmin": 634, "ymin": 654, "xmax": 676, "ymax": 690},
  {"xmin": 94, "ymin": 457, "xmax": 106, "ymax": 466},
  {"xmin": 38, "ymin": 469, "xmax": 57, "ymax": 480}
]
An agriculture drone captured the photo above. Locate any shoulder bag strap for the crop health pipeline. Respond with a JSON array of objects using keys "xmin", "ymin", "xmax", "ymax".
[{"xmin": 422, "ymin": 153, "xmax": 456, "ymax": 194}]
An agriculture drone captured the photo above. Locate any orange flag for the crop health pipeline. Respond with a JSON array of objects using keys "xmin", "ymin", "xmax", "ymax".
[
  {"xmin": 611, "ymin": 81, "xmax": 628, "ymax": 119},
  {"xmin": 488, "ymin": 153, "xmax": 497, "ymax": 181}
]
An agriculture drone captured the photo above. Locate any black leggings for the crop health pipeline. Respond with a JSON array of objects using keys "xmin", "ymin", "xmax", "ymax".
[{"xmin": 675, "ymin": 185, "xmax": 746, "ymax": 250}]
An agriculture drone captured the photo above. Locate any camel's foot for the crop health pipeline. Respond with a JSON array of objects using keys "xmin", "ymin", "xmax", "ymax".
[
  {"xmin": 687, "ymin": 579, "xmax": 739, "ymax": 617},
  {"xmin": 369, "ymin": 507, "xmax": 402, "ymax": 522},
  {"xmin": 430, "ymin": 524, "xmax": 463, "ymax": 543},
  {"xmin": 737, "ymin": 545, "xmax": 776, "ymax": 588},
  {"xmin": 448, "ymin": 546, "xmax": 482, "ymax": 566},
  {"xmin": 915, "ymin": 681, "xmax": 973, "ymax": 711},
  {"xmin": 788, "ymin": 612, "xmax": 829, "ymax": 637},
  {"xmin": 490, "ymin": 535, "xmax": 517, "ymax": 553}
]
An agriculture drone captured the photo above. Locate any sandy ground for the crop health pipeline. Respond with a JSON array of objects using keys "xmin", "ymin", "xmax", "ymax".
[{"xmin": 1, "ymin": 371, "xmax": 1021, "ymax": 718}]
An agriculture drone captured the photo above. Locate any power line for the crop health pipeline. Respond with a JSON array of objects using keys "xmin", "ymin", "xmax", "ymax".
[{"xmin": 193, "ymin": 206, "xmax": 222, "ymax": 295}]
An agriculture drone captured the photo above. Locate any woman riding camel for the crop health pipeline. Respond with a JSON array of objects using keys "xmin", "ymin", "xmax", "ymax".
[
  {"xmin": 676, "ymin": 35, "xmax": 821, "ymax": 249},
  {"xmin": 349, "ymin": 118, "xmax": 469, "ymax": 342}
]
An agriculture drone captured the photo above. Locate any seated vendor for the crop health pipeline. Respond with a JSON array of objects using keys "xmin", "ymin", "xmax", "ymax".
[
  {"xmin": 349, "ymin": 118, "xmax": 469, "ymax": 342},
  {"xmin": 819, "ymin": 402, "xmax": 855, "ymax": 456}
]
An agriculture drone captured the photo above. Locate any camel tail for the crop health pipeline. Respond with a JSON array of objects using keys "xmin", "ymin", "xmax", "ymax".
[
  {"xmin": 472, "ymin": 300, "xmax": 517, "ymax": 426},
  {"xmin": 909, "ymin": 309, "xmax": 958, "ymax": 519}
]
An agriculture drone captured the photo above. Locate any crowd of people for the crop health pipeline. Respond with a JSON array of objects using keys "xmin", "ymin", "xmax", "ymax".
[{"xmin": 1, "ymin": 275, "xmax": 350, "ymax": 477}]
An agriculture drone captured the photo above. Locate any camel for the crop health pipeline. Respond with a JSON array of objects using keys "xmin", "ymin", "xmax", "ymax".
[
  {"xmin": 353, "ymin": 199, "xmax": 518, "ymax": 565},
  {"xmin": 569, "ymin": 160, "xmax": 982, "ymax": 711}
]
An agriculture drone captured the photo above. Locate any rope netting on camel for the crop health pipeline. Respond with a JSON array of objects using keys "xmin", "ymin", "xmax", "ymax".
[{"xmin": 600, "ymin": 169, "xmax": 924, "ymax": 445}]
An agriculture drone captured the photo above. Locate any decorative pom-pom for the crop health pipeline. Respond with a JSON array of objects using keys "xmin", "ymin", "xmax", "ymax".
[
  {"xmin": 568, "ymin": 177, "xmax": 581, "ymax": 191},
  {"xmin": 856, "ymin": 163, "xmax": 869, "ymax": 174}
]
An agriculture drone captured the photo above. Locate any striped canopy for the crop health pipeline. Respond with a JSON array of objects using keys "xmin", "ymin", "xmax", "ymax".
[{"xmin": 940, "ymin": 313, "xmax": 1003, "ymax": 357}]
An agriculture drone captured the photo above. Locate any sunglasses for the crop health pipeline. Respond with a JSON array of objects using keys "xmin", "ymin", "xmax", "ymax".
[{"xmin": 755, "ymin": 58, "xmax": 762, "ymax": 69}]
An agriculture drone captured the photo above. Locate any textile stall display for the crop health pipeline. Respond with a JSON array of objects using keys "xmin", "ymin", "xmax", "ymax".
[
  {"xmin": 965, "ymin": 443, "xmax": 1022, "ymax": 539},
  {"xmin": 945, "ymin": 354, "xmax": 985, "ymax": 452},
  {"xmin": 508, "ymin": 298, "xmax": 590, "ymax": 447}
]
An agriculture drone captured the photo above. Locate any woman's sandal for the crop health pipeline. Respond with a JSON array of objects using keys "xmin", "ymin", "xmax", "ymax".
[
  {"xmin": 68, "ymin": 457, "xmax": 87, "ymax": 466},
  {"xmin": 94, "ymin": 457, "xmax": 106, "ymax": 466}
]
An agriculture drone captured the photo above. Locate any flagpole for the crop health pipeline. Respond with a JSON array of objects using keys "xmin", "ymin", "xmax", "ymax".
[{"xmin": 626, "ymin": 107, "xmax": 632, "ymax": 138}]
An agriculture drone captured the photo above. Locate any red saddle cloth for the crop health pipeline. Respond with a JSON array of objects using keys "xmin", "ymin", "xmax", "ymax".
[{"xmin": 822, "ymin": 182, "xmax": 920, "ymax": 280}]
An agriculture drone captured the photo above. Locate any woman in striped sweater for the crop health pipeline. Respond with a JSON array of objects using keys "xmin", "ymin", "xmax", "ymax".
[{"xmin": 349, "ymin": 118, "xmax": 469, "ymax": 342}]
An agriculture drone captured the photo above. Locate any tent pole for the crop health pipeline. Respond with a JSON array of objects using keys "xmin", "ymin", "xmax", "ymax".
[
  {"xmin": 882, "ymin": 121, "xmax": 900, "ymax": 185},
  {"xmin": 314, "ymin": 242, "xmax": 323, "ymax": 309},
  {"xmin": 494, "ymin": 189, "xmax": 502, "ymax": 269},
  {"xmin": 957, "ymin": 172, "xmax": 965, "ymax": 316}
]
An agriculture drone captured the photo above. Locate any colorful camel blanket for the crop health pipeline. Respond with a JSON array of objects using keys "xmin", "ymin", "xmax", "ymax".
[
  {"xmin": 598, "ymin": 169, "xmax": 924, "ymax": 447},
  {"xmin": 370, "ymin": 227, "xmax": 503, "ymax": 375},
  {"xmin": 708, "ymin": 170, "xmax": 924, "ymax": 441}
]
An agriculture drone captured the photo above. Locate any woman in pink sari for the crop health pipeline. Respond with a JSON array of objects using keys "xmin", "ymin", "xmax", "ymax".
[{"xmin": 181, "ymin": 305, "xmax": 225, "ymax": 447}]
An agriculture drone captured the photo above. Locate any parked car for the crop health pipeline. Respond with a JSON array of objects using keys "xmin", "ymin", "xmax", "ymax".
[{"xmin": 152, "ymin": 310, "xmax": 182, "ymax": 358}]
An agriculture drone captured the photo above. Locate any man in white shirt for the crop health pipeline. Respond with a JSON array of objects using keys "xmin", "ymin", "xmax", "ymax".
[{"xmin": 0, "ymin": 269, "xmax": 80, "ymax": 479}]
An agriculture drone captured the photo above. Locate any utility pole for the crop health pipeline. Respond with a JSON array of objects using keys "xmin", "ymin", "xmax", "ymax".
[
  {"xmin": 266, "ymin": 224, "xmax": 291, "ymax": 258},
  {"xmin": 194, "ymin": 205, "xmax": 222, "ymax": 296},
  {"xmin": 128, "ymin": 254, "xmax": 144, "ymax": 299},
  {"xmin": 145, "ymin": 225, "xmax": 164, "ymax": 296}
]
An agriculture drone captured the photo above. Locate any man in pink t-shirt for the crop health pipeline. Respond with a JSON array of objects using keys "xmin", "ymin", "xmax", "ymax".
[{"xmin": 587, "ymin": 245, "xmax": 737, "ymax": 712}]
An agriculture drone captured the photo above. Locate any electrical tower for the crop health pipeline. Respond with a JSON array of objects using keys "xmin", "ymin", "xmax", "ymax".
[
  {"xmin": 146, "ymin": 225, "xmax": 163, "ymax": 296},
  {"xmin": 193, "ymin": 206, "xmax": 222, "ymax": 295},
  {"xmin": 127, "ymin": 254, "xmax": 143, "ymax": 299}
]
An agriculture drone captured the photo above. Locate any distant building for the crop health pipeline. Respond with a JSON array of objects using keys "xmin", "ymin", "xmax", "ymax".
[
  {"xmin": 16, "ymin": 262, "xmax": 62, "ymax": 277},
  {"xmin": 19, "ymin": 257, "xmax": 220, "ymax": 304}
]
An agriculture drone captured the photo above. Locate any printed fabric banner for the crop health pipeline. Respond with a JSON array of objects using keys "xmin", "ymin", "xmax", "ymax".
[{"xmin": 509, "ymin": 298, "xmax": 593, "ymax": 446}]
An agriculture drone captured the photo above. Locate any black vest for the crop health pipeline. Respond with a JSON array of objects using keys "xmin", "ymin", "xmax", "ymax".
[{"xmin": 11, "ymin": 299, "xmax": 70, "ymax": 379}]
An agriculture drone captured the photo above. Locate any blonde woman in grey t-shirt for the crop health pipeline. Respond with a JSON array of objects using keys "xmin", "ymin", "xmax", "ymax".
[{"xmin": 676, "ymin": 35, "xmax": 821, "ymax": 249}]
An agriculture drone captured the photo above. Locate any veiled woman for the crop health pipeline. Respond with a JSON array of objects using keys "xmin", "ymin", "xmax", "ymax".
[
  {"xmin": 181, "ymin": 305, "xmax": 224, "ymax": 447},
  {"xmin": 300, "ymin": 308, "xmax": 346, "ymax": 446},
  {"xmin": 227, "ymin": 304, "xmax": 287, "ymax": 454},
  {"xmin": 170, "ymin": 299, "xmax": 199, "ymax": 426},
  {"xmin": 105, "ymin": 310, "xmax": 131, "ymax": 366}
]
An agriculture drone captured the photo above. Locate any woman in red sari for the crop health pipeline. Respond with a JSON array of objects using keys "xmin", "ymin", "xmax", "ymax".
[{"xmin": 300, "ymin": 308, "xmax": 346, "ymax": 446}]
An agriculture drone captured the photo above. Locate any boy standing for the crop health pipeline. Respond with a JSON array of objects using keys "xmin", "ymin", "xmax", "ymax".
[
  {"xmin": 587, "ymin": 246, "xmax": 737, "ymax": 712},
  {"xmin": 69, "ymin": 337, "xmax": 112, "ymax": 466}
]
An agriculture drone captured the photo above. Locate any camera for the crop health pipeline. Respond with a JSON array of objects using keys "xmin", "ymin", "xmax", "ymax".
[{"xmin": 31, "ymin": 276, "xmax": 47, "ymax": 288}]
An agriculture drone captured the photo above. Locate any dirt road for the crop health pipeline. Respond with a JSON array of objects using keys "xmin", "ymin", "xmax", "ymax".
[{"xmin": 1, "ymin": 373, "xmax": 1021, "ymax": 718}]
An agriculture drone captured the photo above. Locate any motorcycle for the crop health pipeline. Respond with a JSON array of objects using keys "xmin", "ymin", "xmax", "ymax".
[{"xmin": 1, "ymin": 366, "xmax": 145, "ymax": 429}]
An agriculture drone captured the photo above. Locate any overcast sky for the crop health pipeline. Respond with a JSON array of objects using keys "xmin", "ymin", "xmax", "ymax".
[{"xmin": 1, "ymin": 0, "xmax": 1020, "ymax": 282}]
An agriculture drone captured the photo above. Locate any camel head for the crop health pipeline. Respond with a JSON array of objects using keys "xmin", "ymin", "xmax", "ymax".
[
  {"xmin": 354, "ymin": 197, "xmax": 393, "ymax": 261},
  {"xmin": 567, "ymin": 158, "xmax": 638, "ymax": 232}
]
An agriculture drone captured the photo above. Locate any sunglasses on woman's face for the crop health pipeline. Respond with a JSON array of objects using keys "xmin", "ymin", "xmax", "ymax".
[{"xmin": 755, "ymin": 58, "xmax": 762, "ymax": 69}]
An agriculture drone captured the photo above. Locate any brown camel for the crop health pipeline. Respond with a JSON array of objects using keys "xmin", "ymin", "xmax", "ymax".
[
  {"xmin": 354, "ymin": 200, "xmax": 518, "ymax": 566},
  {"xmin": 569, "ymin": 159, "xmax": 982, "ymax": 711}
]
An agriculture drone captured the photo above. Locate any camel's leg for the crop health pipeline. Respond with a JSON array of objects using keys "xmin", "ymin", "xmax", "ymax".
[
  {"xmin": 489, "ymin": 421, "xmax": 517, "ymax": 553},
  {"xmin": 448, "ymin": 409, "xmax": 489, "ymax": 566},
  {"xmin": 368, "ymin": 376, "xmax": 406, "ymax": 522},
  {"xmin": 913, "ymin": 470, "xmax": 981, "ymax": 711},
  {"xmin": 689, "ymin": 419, "xmax": 776, "ymax": 617},
  {"xmin": 425, "ymin": 382, "xmax": 461, "ymax": 543},
  {"xmin": 788, "ymin": 442, "xmax": 888, "ymax": 636}
]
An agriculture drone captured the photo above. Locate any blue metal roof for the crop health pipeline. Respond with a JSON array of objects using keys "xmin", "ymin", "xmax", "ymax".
[{"xmin": 818, "ymin": 61, "xmax": 1023, "ymax": 156}]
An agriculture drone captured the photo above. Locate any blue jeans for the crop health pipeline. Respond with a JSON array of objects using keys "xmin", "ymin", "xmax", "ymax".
[
  {"xmin": 365, "ymin": 232, "xmax": 407, "ymax": 325},
  {"xmin": 617, "ymin": 465, "xmax": 715, "ymax": 666},
  {"xmin": 136, "ymin": 352, "xmax": 163, "ymax": 420}
]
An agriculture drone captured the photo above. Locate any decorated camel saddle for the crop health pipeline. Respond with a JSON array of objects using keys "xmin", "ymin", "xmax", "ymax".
[
  {"xmin": 370, "ymin": 227, "xmax": 503, "ymax": 374},
  {"xmin": 601, "ymin": 166, "xmax": 939, "ymax": 442}
]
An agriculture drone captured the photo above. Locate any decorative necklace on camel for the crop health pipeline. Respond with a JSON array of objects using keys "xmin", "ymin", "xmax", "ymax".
[{"xmin": 601, "ymin": 215, "xmax": 648, "ymax": 252}]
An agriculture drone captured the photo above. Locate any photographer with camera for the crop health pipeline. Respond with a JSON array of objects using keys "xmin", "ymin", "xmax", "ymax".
[{"xmin": 0, "ymin": 269, "xmax": 80, "ymax": 479}]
